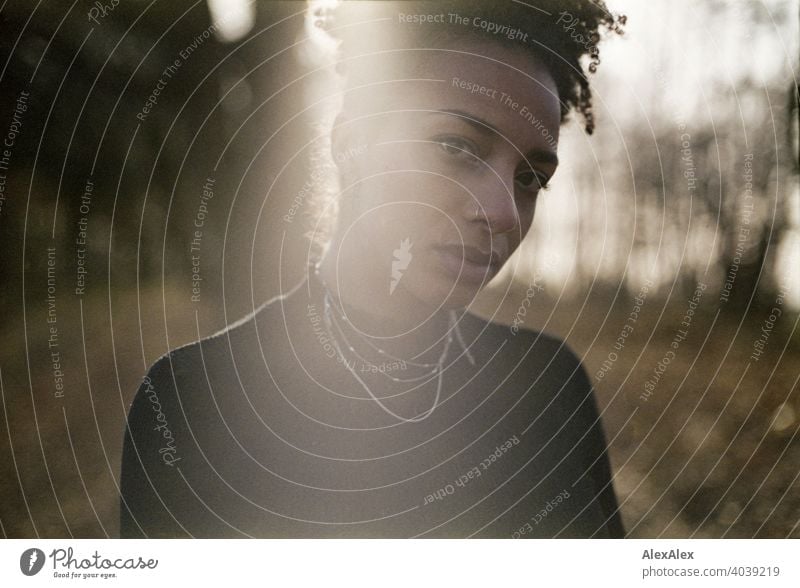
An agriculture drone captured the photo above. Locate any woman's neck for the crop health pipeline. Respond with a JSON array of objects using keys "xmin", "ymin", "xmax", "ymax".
[{"xmin": 313, "ymin": 240, "xmax": 453, "ymax": 360}]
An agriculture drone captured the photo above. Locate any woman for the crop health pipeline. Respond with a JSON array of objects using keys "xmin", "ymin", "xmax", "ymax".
[{"xmin": 121, "ymin": 0, "xmax": 625, "ymax": 538}]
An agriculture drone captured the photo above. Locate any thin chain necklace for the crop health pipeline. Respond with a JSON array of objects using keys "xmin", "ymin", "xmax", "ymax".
[
  {"xmin": 323, "ymin": 288, "xmax": 451, "ymax": 378},
  {"xmin": 312, "ymin": 264, "xmax": 475, "ymax": 423}
]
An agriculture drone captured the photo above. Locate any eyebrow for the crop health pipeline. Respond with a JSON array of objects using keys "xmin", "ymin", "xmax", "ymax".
[{"xmin": 431, "ymin": 109, "xmax": 559, "ymax": 166}]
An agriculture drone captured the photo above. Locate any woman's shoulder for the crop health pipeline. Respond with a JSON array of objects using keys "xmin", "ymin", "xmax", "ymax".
[
  {"xmin": 135, "ymin": 279, "xmax": 308, "ymax": 398},
  {"xmin": 465, "ymin": 311, "xmax": 590, "ymax": 381},
  {"xmin": 464, "ymin": 312, "xmax": 597, "ymax": 421},
  {"xmin": 132, "ymin": 320, "xmax": 251, "ymax": 407}
]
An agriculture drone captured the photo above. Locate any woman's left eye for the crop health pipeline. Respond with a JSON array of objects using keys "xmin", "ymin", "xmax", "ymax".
[
  {"xmin": 515, "ymin": 170, "xmax": 550, "ymax": 192},
  {"xmin": 435, "ymin": 136, "xmax": 480, "ymax": 160}
]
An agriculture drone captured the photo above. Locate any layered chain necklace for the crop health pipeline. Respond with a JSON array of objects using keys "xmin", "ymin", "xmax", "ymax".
[{"xmin": 313, "ymin": 264, "xmax": 475, "ymax": 423}]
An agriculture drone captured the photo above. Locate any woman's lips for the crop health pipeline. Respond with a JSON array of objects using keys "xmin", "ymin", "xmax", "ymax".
[{"xmin": 434, "ymin": 244, "xmax": 502, "ymax": 283}]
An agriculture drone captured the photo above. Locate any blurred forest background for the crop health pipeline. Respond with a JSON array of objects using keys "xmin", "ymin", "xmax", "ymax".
[{"xmin": 0, "ymin": 0, "xmax": 797, "ymax": 538}]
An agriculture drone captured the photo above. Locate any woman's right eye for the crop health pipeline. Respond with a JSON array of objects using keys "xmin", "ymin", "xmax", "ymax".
[{"xmin": 434, "ymin": 136, "xmax": 480, "ymax": 161}]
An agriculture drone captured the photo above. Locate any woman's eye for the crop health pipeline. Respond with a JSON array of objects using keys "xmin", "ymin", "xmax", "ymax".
[
  {"xmin": 435, "ymin": 136, "xmax": 479, "ymax": 160},
  {"xmin": 515, "ymin": 170, "xmax": 549, "ymax": 192}
]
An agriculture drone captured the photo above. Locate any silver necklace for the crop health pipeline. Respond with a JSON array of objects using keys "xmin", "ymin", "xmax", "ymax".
[
  {"xmin": 323, "ymin": 290, "xmax": 445, "ymax": 383},
  {"xmin": 313, "ymin": 265, "xmax": 475, "ymax": 423}
]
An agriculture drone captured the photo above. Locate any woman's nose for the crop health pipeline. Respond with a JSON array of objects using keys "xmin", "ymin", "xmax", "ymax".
[{"xmin": 462, "ymin": 172, "xmax": 518, "ymax": 235}]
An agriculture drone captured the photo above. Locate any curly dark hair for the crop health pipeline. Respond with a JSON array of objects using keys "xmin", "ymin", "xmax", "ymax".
[
  {"xmin": 317, "ymin": 0, "xmax": 626, "ymax": 134},
  {"xmin": 304, "ymin": 0, "xmax": 625, "ymax": 257}
]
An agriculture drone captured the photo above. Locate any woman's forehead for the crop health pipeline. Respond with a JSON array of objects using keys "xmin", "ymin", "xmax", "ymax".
[{"xmin": 354, "ymin": 46, "xmax": 562, "ymax": 151}]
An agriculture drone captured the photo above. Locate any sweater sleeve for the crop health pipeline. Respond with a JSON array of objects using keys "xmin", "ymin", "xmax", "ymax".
[
  {"xmin": 119, "ymin": 354, "xmax": 196, "ymax": 538},
  {"xmin": 570, "ymin": 354, "xmax": 626, "ymax": 538},
  {"xmin": 511, "ymin": 328, "xmax": 626, "ymax": 538}
]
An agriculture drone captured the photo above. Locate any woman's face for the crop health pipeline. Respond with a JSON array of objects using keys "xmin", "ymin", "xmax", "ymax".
[{"xmin": 333, "ymin": 40, "xmax": 561, "ymax": 311}]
